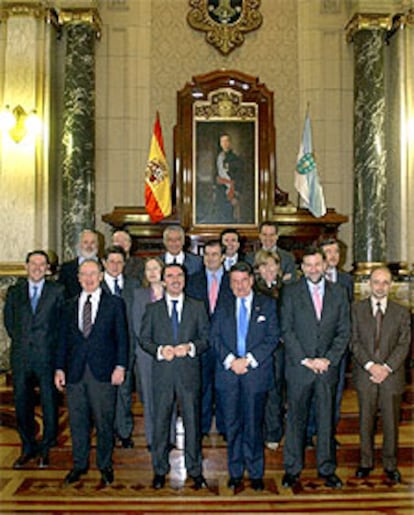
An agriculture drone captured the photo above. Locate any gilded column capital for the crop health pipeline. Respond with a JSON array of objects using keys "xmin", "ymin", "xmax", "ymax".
[
  {"xmin": 0, "ymin": 1, "xmax": 59, "ymax": 29},
  {"xmin": 345, "ymin": 12, "xmax": 393, "ymax": 43},
  {"xmin": 57, "ymin": 7, "xmax": 102, "ymax": 39}
]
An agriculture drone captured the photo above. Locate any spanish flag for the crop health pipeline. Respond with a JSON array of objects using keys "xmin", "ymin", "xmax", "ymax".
[{"xmin": 144, "ymin": 112, "xmax": 172, "ymax": 223}]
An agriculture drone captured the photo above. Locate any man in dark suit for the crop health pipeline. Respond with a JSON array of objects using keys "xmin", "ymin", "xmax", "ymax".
[
  {"xmin": 140, "ymin": 264, "xmax": 209, "ymax": 490},
  {"xmin": 351, "ymin": 266, "xmax": 410, "ymax": 483},
  {"xmin": 55, "ymin": 259, "xmax": 128, "ymax": 486},
  {"xmin": 112, "ymin": 229, "xmax": 144, "ymax": 282},
  {"xmin": 211, "ymin": 261, "xmax": 279, "ymax": 491},
  {"xmin": 160, "ymin": 225, "xmax": 202, "ymax": 277},
  {"xmin": 4, "ymin": 250, "xmax": 64, "ymax": 469},
  {"xmin": 281, "ymin": 246, "xmax": 350, "ymax": 489},
  {"xmin": 102, "ymin": 245, "xmax": 140, "ymax": 449},
  {"xmin": 220, "ymin": 228, "xmax": 245, "ymax": 271},
  {"xmin": 186, "ymin": 240, "xmax": 233, "ymax": 436},
  {"xmin": 58, "ymin": 229, "xmax": 99, "ymax": 298},
  {"xmin": 306, "ymin": 238, "xmax": 354, "ymax": 447},
  {"xmin": 246, "ymin": 221, "xmax": 296, "ymax": 284}
]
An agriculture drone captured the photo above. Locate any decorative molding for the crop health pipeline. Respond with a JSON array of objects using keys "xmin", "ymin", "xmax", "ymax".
[
  {"xmin": 57, "ymin": 7, "xmax": 102, "ymax": 38},
  {"xmin": 345, "ymin": 12, "xmax": 393, "ymax": 43},
  {"xmin": 0, "ymin": 1, "xmax": 58, "ymax": 28},
  {"xmin": 187, "ymin": 0, "xmax": 263, "ymax": 55},
  {"xmin": 194, "ymin": 89, "xmax": 256, "ymax": 119},
  {"xmin": 0, "ymin": 263, "xmax": 26, "ymax": 277}
]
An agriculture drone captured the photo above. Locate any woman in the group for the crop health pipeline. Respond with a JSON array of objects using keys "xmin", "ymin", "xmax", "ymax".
[
  {"xmin": 132, "ymin": 257, "xmax": 168, "ymax": 450},
  {"xmin": 253, "ymin": 249, "xmax": 285, "ymax": 451}
]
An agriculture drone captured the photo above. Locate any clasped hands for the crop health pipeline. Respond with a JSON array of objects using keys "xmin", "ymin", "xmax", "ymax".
[
  {"xmin": 368, "ymin": 363, "xmax": 390, "ymax": 384},
  {"xmin": 54, "ymin": 366, "xmax": 125, "ymax": 391},
  {"xmin": 161, "ymin": 344, "xmax": 191, "ymax": 361},
  {"xmin": 230, "ymin": 357, "xmax": 250, "ymax": 375},
  {"xmin": 303, "ymin": 358, "xmax": 330, "ymax": 374}
]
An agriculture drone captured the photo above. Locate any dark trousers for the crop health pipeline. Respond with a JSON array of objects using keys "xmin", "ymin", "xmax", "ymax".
[
  {"xmin": 114, "ymin": 357, "xmax": 135, "ymax": 440},
  {"xmin": 12, "ymin": 365, "xmax": 57, "ymax": 456},
  {"xmin": 264, "ymin": 343, "xmax": 285, "ymax": 442},
  {"xmin": 357, "ymin": 383, "xmax": 402, "ymax": 471},
  {"xmin": 284, "ymin": 373, "xmax": 337, "ymax": 476},
  {"xmin": 201, "ymin": 347, "xmax": 225, "ymax": 435},
  {"xmin": 218, "ymin": 380, "xmax": 267, "ymax": 480},
  {"xmin": 152, "ymin": 376, "xmax": 202, "ymax": 477},
  {"xmin": 66, "ymin": 366, "xmax": 117, "ymax": 471}
]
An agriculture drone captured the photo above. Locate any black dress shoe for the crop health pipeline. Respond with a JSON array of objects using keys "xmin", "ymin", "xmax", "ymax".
[
  {"xmin": 355, "ymin": 466, "xmax": 373, "ymax": 478},
  {"xmin": 120, "ymin": 437, "xmax": 134, "ymax": 449},
  {"xmin": 152, "ymin": 474, "xmax": 166, "ymax": 489},
  {"xmin": 384, "ymin": 469, "xmax": 402, "ymax": 483},
  {"xmin": 100, "ymin": 467, "xmax": 114, "ymax": 486},
  {"xmin": 64, "ymin": 467, "xmax": 88, "ymax": 484},
  {"xmin": 13, "ymin": 452, "xmax": 37, "ymax": 469},
  {"xmin": 192, "ymin": 475, "xmax": 208, "ymax": 490},
  {"xmin": 227, "ymin": 477, "xmax": 242, "ymax": 489},
  {"xmin": 38, "ymin": 454, "xmax": 49, "ymax": 468},
  {"xmin": 281, "ymin": 472, "xmax": 299, "ymax": 488},
  {"xmin": 319, "ymin": 473, "xmax": 343, "ymax": 489},
  {"xmin": 250, "ymin": 478, "xmax": 264, "ymax": 491}
]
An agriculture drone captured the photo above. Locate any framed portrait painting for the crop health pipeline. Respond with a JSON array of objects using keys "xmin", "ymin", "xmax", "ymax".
[{"xmin": 174, "ymin": 70, "xmax": 277, "ymax": 233}]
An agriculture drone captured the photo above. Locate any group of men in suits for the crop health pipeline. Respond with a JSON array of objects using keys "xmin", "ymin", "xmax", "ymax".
[{"xmin": 4, "ymin": 222, "xmax": 411, "ymax": 491}]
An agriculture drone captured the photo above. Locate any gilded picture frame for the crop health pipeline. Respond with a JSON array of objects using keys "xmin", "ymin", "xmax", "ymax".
[
  {"xmin": 193, "ymin": 91, "xmax": 258, "ymax": 226},
  {"xmin": 187, "ymin": 0, "xmax": 263, "ymax": 55}
]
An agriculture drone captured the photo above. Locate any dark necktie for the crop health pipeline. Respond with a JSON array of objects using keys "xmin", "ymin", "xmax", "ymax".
[
  {"xmin": 171, "ymin": 299, "xmax": 179, "ymax": 343},
  {"xmin": 374, "ymin": 302, "xmax": 383, "ymax": 355},
  {"xmin": 237, "ymin": 298, "xmax": 248, "ymax": 357},
  {"xmin": 83, "ymin": 295, "xmax": 93, "ymax": 338},
  {"xmin": 31, "ymin": 286, "xmax": 39, "ymax": 313},
  {"xmin": 114, "ymin": 278, "xmax": 122, "ymax": 296}
]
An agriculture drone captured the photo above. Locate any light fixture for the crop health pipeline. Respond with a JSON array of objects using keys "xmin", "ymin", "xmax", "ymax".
[{"xmin": 0, "ymin": 105, "xmax": 41, "ymax": 143}]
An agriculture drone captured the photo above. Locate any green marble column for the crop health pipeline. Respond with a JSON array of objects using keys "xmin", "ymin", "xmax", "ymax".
[
  {"xmin": 352, "ymin": 28, "xmax": 387, "ymax": 263},
  {"xmin": 61, "ymin": 21, "xmax": 97, "ymax": 260}
]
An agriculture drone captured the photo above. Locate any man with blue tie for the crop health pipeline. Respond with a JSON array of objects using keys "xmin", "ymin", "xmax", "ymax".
[
  {"xmin": 281, "ymin": 246, "xmax": 350, "ymax": 489},
  {"xmin": 4, "ymin": 250, "xmax": 65, "ymax": 468},
  {"xmin": 211, "ymin": 261, "xmax": 279, "ymax": 491},
  {"xmin": 140, "ymin": 264, "xmax": 209, "ymax": 490}
]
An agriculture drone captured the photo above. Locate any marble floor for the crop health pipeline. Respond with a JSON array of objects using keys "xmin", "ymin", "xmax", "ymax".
[{"xmin": 0, "ymin": 374, "xmax": 413, "ymax": 514}]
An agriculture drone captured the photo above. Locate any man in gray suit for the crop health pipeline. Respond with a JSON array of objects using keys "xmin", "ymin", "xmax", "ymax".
[
  {"xmin": 140, "ymin": 263, "xmax": 209, "ymax": 490},
  {"xmin": 102, "ymin": 245, "xmax": 140, "ymax": 448},
  {"xmin": 4, "ymin": 250, "xmax": 64, "ymax": 469},
  {"xmin": 351, "ymin": 266, "xmax": 410, "ymax": 483},
  {"xmin": 281, "ymin": 246, "xmax": 350, "ymax": 489}
]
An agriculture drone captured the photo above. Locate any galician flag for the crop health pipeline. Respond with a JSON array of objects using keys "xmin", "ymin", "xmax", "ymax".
[
  {"xmin": 145, "ymin": 112, "xmax": 172, "ymax": 223},
  {"xmin": 294, "ymin": 112, "xmax": 327, "ymax": 218}
]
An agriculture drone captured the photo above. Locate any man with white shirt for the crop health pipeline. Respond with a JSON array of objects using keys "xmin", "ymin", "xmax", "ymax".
[
  {"xmin": 211, "ymin": 262, "xmax": 279, "ymax": 491},
  {"xmin": 351, "ymin": 267, "xmax": 410, "ymax": 483},
  {"xmin": 220, "ymin": 228, "xmax": 245, "ymax": 271},
  {"xmin": 55, "ymin": 259, "xmax": 128, "ymax": 487},
  {"xmin": 102, "ymin": 246, "xmax": 140, "ymax": 449},
  {"xmin": 161, "ymin": 225, "xmax": 202, "ymax": 277},
  {"xmin": 140, "ymin": 264, "xmax": 209, "ymax": 490},
  {"xmin": 281, "ymin": 247, "xmax": 350, "ymax": 489}
]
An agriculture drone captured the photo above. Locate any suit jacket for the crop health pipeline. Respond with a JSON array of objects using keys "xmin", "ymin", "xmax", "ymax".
[
  {"xmin": 56, "ymin": 289, "xmax": 128, "ymax": 384},
  {"xmin": 351, "ymin": 298, "xmax": 410, "ymax": 394},
  {"xmin": 281, "ymin": 277, "xmax": 350, "ymax": 385},
  {"xmin": 186, "ymin": 267, "xmax": 233, "ymax": 317},
  {"xmin": 57, "ymin": 258, "xmax": 81, "ymax": 298},
  {"xmin": 132, "ymin": 288, "xmax": 153, "ymax": 351},
  {"xmin": 4, "ymin": 278, "xmax": 65, "ymax": 372},
  {"xmin": 101, "ymin": 276, "xmax": 140, "ymax": 361},
  {"xmin": 337, "ymin": 270, "xmax": 354, "ymax": 304},
  {"xmin": 140, "ymin": 296, "xmax": 209, "ymax": 390},
  {"xmin": 211, "ymin": 293, "xmax": 279, "ymax": 392},
  {"xmin": 246, "ymin": 247, "xmax": 297, "ymax": 284},
  {"xmin": 161, "ymin": 252, "xmax": 203, "ymax": 277}
]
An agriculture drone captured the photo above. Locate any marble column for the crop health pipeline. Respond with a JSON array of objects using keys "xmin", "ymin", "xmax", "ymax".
[
  {"xmin": 346, "ymin": 14, "xmax": 392, "ymax": 264},
  {"xmin": 59, "ymin": 9, "xmax": 102, "ymax": 260}
]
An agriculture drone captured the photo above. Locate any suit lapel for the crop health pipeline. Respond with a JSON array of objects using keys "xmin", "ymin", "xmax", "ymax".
[{"xmin": 299, "ymin": 278, "xmax": 318, "ymax": 321}]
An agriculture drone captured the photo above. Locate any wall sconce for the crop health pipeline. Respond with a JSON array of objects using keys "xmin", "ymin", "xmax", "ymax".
[{"xmin": 0, "ymin": 105, "xmax": 42, "ymax": 143}]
